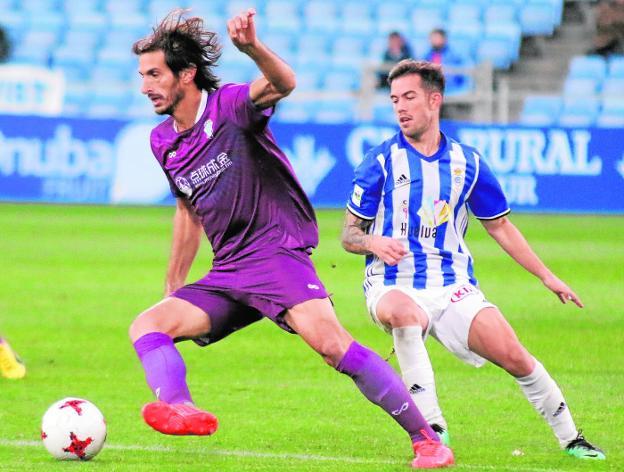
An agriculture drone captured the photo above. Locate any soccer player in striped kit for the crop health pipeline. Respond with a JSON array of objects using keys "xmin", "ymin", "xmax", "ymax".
[{"xmin": 342, "ymin": 59, "xmax": 605, "ymax": 460}]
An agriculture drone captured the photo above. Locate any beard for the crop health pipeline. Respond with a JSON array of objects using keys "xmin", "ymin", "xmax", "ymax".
[{"xmin": 156, "ymin": 87, "xmax": 185, "ymax": 116}]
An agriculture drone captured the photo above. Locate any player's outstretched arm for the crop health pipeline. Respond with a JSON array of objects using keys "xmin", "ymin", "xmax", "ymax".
[
  {"xmin": 341, "ymin": 210, "xmax": 407, "ymax": 265},
  {"xmin": 164, "ymin": 198, "xmax": 203, "ymax": 297},
  {"xmin": 227, "ymin": 8, "xmax": 296, "ymax": 109},
  {"xmin": 480, "ymin": 216, "xmax": 584, "ymax": 308}
]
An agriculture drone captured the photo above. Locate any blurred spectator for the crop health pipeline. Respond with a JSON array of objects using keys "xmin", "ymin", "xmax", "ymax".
[
  {"xmin": 423, "ymin": 29, "xmax": 469, "ymax": 93},
  {"xmin": 590, "ymin": 0, "xmax": 624, "ymax": 56},
  {"xmin": 378, "ymin": 31, "xmax": 413, "ymax": 88},
  {"xmin": 0, "ymin": 25, "xmax": 10, "ymax": 63}
]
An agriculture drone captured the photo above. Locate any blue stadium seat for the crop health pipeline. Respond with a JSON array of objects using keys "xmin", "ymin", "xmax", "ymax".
[
  {"xmin": 104, "ymin": 0, "xmax": 144, "ymax": 15},
  {"xmin": 0, "ymin": 11, "xmax": 27, "ymax": 44},
  {"xmin": 484, "ymin": 4, "xmax": 517, "ymax": 24},
  {"xmin": 148, "ymin": 0, "xmax": 184, "ymax": 23},
  {"xmin": 477, "ymin": 37, "xmax": 515, "ymax": 69},
  {"xmin": 568, "ymin": 55, "xmax": 607, "ymax": 81},
  {"xmin": 262, "ymin": 32, "xmax": 294, "ymax": 56},
  {"xmin": 218, "ymin": 64, "xmax": 256, "ymax": 84},
  {"xmin": 448, "ymin": 4, "xmax": 482, "ymax": 24},
  {"xmin": 314, "ymin": 98, "xmax": 357, "ymax": 124},
  {"xmin": 602, "ymin": 78, "xmax": 624, "ymax": 98},
  {"xmin": 303, "ymin": 0, "xmax": 339, "ymax": 33},
  {"xmin": 323, "ymin": 67, "xmax": 361, "ymax": 92},
  {"xmin": 225, "ymin": 0, "xmax": 263, "ymax": 18},
  {"xmin": 294, "ymin": 69, "xmax": 322, "ymax": 91},
  {"xmin": 66, "ymin": 11, "xmax": 108, "ymax": 34},
  {"xmin": 608, "ymin": 55, "xmax": 624, "ymax": 78},
  {"xmin": 558, "ymin": 97, "xmax": 600, "ymax": 127},
  {"xmin": 372, "ymin": 102, "xmax": 396, "ymax": 124},
  {"xmin": 63, "ymin": 80, "xmax": 91, "ymax": 116},
  {"xmin": 60, "ymin": 30, "xmax": 102, "ymax": 52},
  {"xmin": 340, "ymin": 2, "xmax": 374, "ymax": 36},
  {"xmin": 411, "ymin": 7, "xmax": 446, "ymax": 34},
  {"xmin": 86, "ymin": 81, "xmax": 133, "ymax": 117},
  {"xmin": 265, "ymin": 0, "xmax": 301, "ymax": 33},
  {"xmin": 331, "ymin": 37, "xmax": 366, "ymax": 68},
  {"xmin": 410, "ymin": 35, "xmax": 432, "ymax": 60},
  {"xmin": 519, "ymin": 2, "xmax": 556, "ymax": 36},
  {"xmin": 22, "ymin": 0, "xmax": 61, "ymax": 12},
  {"xmin": 563, "ymin": 77, "xmax": 599, "ymax": 97},
  {"xmin": 274, "ymin": 100, "xmax": 316, "ymax": 123},
  {"xmin": 519, "ymin": 95, "xmax": 562, "ymax": 126},
  {"xmin": 484, "ymin": 22, "xmax": 522, "ymax": 59},
  {"xmin": 28, "ymin": 10, "xmax": 65, "ymax": 35},
  {"xmin": 448, "ymin": 21, "xmax": 483, "ymax": 45},
  {"xmin": 596, "ymin": 98, "xmax": 624, "ymax": 127},
  {"xmin": 51, "ymin": 47, "xmax": 91, "ymax": 78},
  {"xmin": 296, "ymin": 34, "xmax": 330, "ymax": 66},
  {"xmin": 11, "ymin": 30, "xmax": 57, "ymax": 65},
  {"xmin": 64, "ymin": 0, "xmax": 101, "ymax": 13}
]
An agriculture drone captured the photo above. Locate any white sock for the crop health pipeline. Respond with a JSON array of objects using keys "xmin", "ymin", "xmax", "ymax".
[
  {"xmin": 392, "ymin": 325, "xmax": 447, "ymax": 429},
  {"xmin": 516, "ymin": 359, "xmax": 577, "ymax": 448}
]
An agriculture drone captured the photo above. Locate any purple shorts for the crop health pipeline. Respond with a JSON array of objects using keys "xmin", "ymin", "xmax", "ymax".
[{"xmin": 172, "ymin": 248, "xmax": 328, "ymax": 345}]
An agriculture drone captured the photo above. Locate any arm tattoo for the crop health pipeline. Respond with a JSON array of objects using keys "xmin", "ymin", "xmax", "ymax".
[{"xmin": 342, "ymin": 212, "xmax": 374, "ymax": 255}]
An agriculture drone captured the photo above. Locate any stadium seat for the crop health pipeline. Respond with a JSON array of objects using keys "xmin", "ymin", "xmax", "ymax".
[
  {"xmin": 519, "ymin": 2, "xmax": 556, "ymax": 36},
  {"xmin": 563, "ymin": 77, "xmax": 600, "ymax": 97},
  {"xmin": 296, "ymin": 34, "xmax": 330, "ymax": 66},
  {"xmin": 340, "ymin": 2, "xmax": 374, "ymax": 36},
  {"xmin": 64, "ymin": 0, "xmax": 101, "ymax": 13},
  {"xmin": 225, "ymin": 0, "xmax": 263, "ymax": 18},
  {"xmin": 265, "ymin": 0, "xmax": 301, "ymax": 33},
  {"xmin": 219, "ymin": 64, "xmax": 256, "ymax": 84},
  {"xmin": 607, "ymin": 55, "xmax": 624, "ymax": 78},
  {"xmin": 11, "ymin": 30, "xmax": 57, "ymax": 66},
  {"xmin": 293, "ymin": 69, "xmax": 322, "ymax": 91},
  {"xmin": 602, "ymin": 78, "xmax": 624, "ymax": 98},
  {"xmin": 477, "ymin": 37, "xmax": 515, "ymax": 69},
  {"xmin": 519, "ymin": 95, "xmax": 562, "ymax": 126},
  {"xmin": 274, "ymin": 99, "xmax": 315, "ymax": 123},
  {"xmin": 303, "ymin": 0, "xmax": 339, "ymax": 33},
  {"xmin": 323, "ymin": 67, "xmax": 361, "ymax": 92},
  {"xmin": 484, "ymin": 22, "xmax": 522, "ymax": 59},
  {"xmin": 28, "ymin": 11, "xmax": 65, "ymax": 35},
  {"xmin": 63, "ymin": 80, "xmax": 91, "ymax": 116},
  {"xmin": 484, "ymin": 4, "xmax": 517, "ymax": 24},
  {"xmin": 568, "ymin": 55, "xmax": 607, "ymax": 81},
  {"xmin": 331, "ymin": 37, "xmax": 367, "ymax": 69},
  {"xmin": 596, "ymin": 98, "xmax": 624, "ymax": 127},
  {"xmin": 372, "ymin": 101, "xmax": 397, "ymax": 124},
  {"xmin": 86, "ymin": 80, "xmax": 133, "ymax": 118},
  {"xmin": 558, "ymin": 97, "xmax": 600, "ymax": 127},
  {"xmin": 60, "ymin": 30, "xmax": 102, "ymax": 52},
  {"xmin": 314, "ymin": 98, "xmax": 357, "ymax": 124},
  {"xmin": 148, "ymin": 0, "xmax": 184, "ymax": 22},
  {"xmin": 66, "ymin": 11, "xmax": 108, "ymax": 34},
  {"xmin": 448, "ymin": 4, "xmax": 482, "ymax": 24},
  {"xmin": 411, "ymin": 7, "xmax": 446, "ymax": 34},
  {"xmin": 104, "ymin": 0, "xmax": 144, "ymax": 15}
]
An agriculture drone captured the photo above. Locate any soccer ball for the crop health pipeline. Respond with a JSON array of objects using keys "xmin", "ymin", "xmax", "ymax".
[{"xmin": 41, "ymin": 397, "xmax": 107, "ymax": 460}]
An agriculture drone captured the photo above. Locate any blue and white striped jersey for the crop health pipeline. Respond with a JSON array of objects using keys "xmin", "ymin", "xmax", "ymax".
[{"xmin": 347, "ymin": 131, "xmax": 510, "ymax": 289}]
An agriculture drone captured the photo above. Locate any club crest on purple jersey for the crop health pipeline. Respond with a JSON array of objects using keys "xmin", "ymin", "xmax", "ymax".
[{"xmin": 175, "ymin": 176, "xmax": 193, "ymax": 197}]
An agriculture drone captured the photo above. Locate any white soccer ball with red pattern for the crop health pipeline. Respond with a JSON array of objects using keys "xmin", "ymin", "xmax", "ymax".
[{"xmin": 41, "ymin": 397, "xmax": 107, "ymax": 460}]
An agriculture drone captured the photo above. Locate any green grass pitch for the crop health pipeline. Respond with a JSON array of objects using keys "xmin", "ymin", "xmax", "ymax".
[{"xmin": 0, "ymin": 203, "xmax": 622, "ymax": 471}]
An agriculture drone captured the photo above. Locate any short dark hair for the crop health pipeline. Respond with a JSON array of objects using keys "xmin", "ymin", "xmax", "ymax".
[
  {"xmin": 133, "ymin": 9, "xmax": 221, "ymax": 92},
  {"xmin": 387, "ymin": 59, "xmax": 445, "ymax": 94},
  {"xmin": 430, "ymin": 28, "xmax": 447, "ymax": 37}
]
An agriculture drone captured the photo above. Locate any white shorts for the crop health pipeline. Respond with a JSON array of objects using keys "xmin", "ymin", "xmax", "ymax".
[{"xmin": 366, "ymin": 281, "xmax": 497, "ymax": 367}]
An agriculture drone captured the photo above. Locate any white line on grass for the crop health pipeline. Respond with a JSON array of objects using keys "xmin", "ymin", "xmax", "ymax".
[{"xmin": 0, "ymin": 439, "xmax": 562, "ymax": 471}]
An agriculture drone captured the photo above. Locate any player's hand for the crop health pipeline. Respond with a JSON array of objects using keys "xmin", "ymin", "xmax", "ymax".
[
  {"xmin": 542, "ymin": 274, "xmax": 584, "ymax": 308},
  {"xmin": 369, "ymin": 236, "xmax": 408, "ymax": 266},
  {"xmin": 227, "ymin": 9, "xmax": 258, "ymax": 52}
]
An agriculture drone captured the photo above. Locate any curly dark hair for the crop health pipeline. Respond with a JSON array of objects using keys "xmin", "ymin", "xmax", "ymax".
[
  {"xmin": 132, "ymin": 9, "xmax": 221, "ymax": 92},
  {"xmin": 387, "ymin": 59, "xmax": 445, "ymax": 95}
]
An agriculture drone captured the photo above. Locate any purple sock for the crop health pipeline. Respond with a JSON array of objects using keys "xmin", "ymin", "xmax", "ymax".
[
  {"xmin": 337, "ymin": 341, "xmax": 437, "ymax": 443},
  {"xmin": 133, "ymin": 332, "xmax": 193, "ymax": 405}
]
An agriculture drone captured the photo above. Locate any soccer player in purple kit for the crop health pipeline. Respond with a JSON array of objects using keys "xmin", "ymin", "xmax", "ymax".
[{"xmin": 128, "ymin": 9, "xmax": 453, "ymax": 468}]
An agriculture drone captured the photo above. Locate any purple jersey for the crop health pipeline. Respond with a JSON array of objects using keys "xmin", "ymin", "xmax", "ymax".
[{"xmin": 149, "ymin": 83, "xmax": 318, "ymax": 264}]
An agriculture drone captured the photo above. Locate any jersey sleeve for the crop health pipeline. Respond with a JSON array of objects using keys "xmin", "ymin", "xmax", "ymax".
[
  {"xmin": 218, "ymin": 83, "xmax": 273, "ymax": 130},
  {"xmin": 346, "ymin": 151, "xmax": 384, "ymax": 220},
  {"xmin": 467, "ymin": 153, "xmax": 510, "ymax": 220}
]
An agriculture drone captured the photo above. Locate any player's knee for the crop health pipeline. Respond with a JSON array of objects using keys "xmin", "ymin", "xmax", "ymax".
[
  {"xmin": 129, "ymin": 309, "xmax": 179, "ymax": 343},
  {"xmin": 381, "ymin": 305, "xmax": 426, "ymax": 329},
  {"xmin": 502, "ymin": 344, "xmax": 534, "ymax": 377}
]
